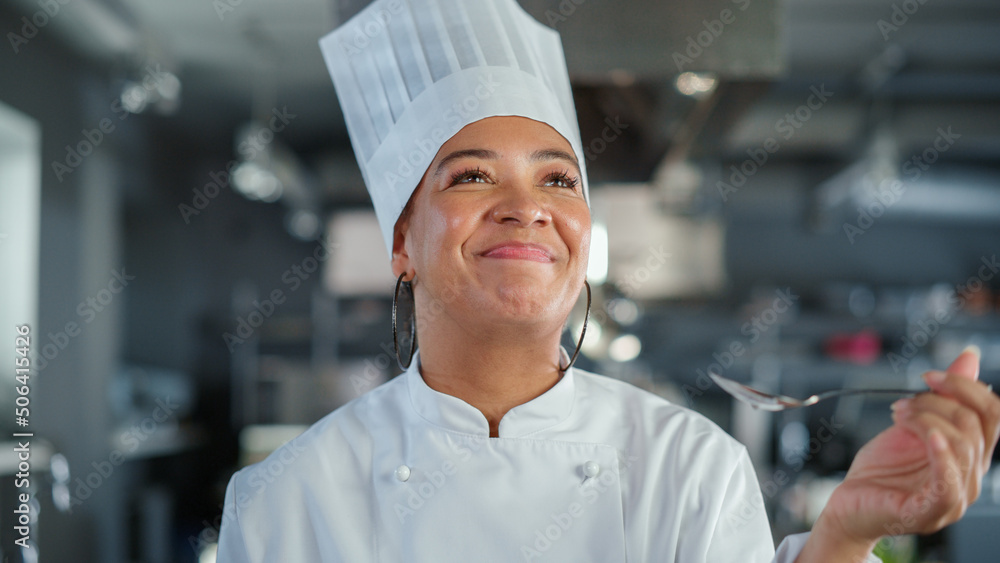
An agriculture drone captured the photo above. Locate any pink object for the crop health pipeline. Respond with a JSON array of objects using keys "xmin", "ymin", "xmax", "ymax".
[{"xmin": 824, "ymin": 331, "xmax": 882, "ymax": 365}]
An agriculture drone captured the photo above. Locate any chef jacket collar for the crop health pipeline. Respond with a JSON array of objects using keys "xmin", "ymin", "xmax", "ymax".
[{"xmin": 405, "ymin": 349, "xmax": 577, "ymax": 438}]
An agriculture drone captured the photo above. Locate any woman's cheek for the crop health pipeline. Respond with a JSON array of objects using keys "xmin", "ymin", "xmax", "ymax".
[
  {"xmin": 419, "ymin": 204, "xmax": 452, "ymax": 250},
  {"xmin": 564, "ymin": 208, "xmax": 591, "ymax": 256}
]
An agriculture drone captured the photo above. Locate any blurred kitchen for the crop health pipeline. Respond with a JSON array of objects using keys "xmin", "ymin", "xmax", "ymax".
[{"xmin": 1, "ymin": 0, "xmax": 999, "ymax": 561}]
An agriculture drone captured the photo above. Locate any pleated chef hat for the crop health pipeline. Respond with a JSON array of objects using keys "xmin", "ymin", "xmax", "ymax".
[{"xmin": 319, "ymin": 0, "xmax": 590, "ymax": 258}]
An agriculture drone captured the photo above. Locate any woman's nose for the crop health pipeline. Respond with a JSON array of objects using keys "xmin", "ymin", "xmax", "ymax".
[{"xmin": 491, "ymin": 183, "xmax": 551, "ymax": 226}]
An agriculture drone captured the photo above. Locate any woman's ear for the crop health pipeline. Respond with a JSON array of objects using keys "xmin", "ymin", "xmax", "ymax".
[
  {"xmin": 390, "ymin": 220, "xmax": 412, "ymax": 280},
  {"xmin": 391, "ymin": 179, "xmax": 425, "ymax": 281},
  {"xmin": 391, "ymin": 184, "xmax": 423, "ymax": 280}
]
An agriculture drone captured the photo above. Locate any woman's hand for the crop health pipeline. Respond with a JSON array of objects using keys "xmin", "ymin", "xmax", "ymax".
[{"xmin": 797, "ymin": 347, "xmax": 1000, "ymax": 562}]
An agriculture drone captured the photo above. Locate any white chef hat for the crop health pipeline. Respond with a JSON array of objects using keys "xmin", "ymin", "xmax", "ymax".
[{"xmin": 319, "ymin": 0, "xmax": 590, "ymax": 258}]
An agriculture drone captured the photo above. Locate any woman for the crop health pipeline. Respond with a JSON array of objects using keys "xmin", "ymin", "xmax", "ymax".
[{"xmin": 217, "ymin": 0, "xmax": 1000, "ymax": 561}]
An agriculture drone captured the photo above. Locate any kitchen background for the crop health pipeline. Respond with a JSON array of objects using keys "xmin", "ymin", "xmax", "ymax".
[{"xmin": 1, "ymin": 0, "xmax": 999, "ymax": 561}]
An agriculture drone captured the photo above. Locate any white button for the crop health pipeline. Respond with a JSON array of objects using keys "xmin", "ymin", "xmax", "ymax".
[
  {"xmin": 583, "ymin": 460, "xmax": 600, "ymax": 478},
  {"xmin": 395, "ymin": 464, "xmax": 411, "ymax": 482}
]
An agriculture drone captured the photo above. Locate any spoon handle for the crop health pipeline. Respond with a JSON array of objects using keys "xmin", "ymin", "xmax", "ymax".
[{"xmin": 814, "ymin": 388, "xmax": 924, "ymax": 401}]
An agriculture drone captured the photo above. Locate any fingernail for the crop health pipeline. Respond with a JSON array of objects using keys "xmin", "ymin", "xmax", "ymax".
[
  {"xmin": 963, "ymin": 345, "xmax": 982, "ymax": 360},
  {"xmin": 891, "ymin": 398, "xmax": 912, "ymax": 411},
  {"xmin": 924, "ymin": 371, "xmax": 946, "ymax": 385},
  {"xmin": 929, "ymin": 429, "xmax": 948, "ymax": 452}
]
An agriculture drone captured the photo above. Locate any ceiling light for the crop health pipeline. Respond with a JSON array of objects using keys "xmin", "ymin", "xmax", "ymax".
[
  {"xmin": 607, "ymin": 298, "xmax": 640, "ymax": 325},
  {"xmin": 233, "ymin": 162, "xmax": 283, "ymax": 202},
  {"xmin": 286, "ymin": 209, "xmax": 322, "ymax": 241},
  {"xmin": 675, "ymin": 71, "xmax": 717, "ymax": 98},
  {"xmin": 608, "ymin": 334, "xmax": 642, "ymax": 362},
  {"xmin": 120, "ymin": 81, "xmax": 149, "ymax": 114}
]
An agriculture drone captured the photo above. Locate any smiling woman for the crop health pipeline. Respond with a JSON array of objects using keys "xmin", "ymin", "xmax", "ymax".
[
  {"xmin": 214, "ymin": 0, "xmax": 1000, "ymax": 561},
  {"xmin": 394, "ymin": 116, "xmax": 592, "ymax": 438}
]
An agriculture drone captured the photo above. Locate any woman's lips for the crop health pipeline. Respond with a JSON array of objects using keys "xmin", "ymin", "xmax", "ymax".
[{"xmin": 481, "ymin": 244, "xmax": 554, "ymax": 263}]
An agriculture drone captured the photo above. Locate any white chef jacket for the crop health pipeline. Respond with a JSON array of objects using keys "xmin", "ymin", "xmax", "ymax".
[{"xmin": 216, "ymin": 351, "xmax": 833, "ymax": 562}]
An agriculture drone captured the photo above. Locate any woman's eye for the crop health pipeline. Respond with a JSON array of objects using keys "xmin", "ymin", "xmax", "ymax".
[
  {"xmin": 544, "ymin": 171, "xmax": 580, "ymax": 190},
  {"xmin": 450, "ymin": 167, "xmax": 491, "ymax": 185}
]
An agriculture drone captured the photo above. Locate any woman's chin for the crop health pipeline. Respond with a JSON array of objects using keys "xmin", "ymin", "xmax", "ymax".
[{"xmin": 474, "ymin": 284, "xmax": 562, "ymax": 320}]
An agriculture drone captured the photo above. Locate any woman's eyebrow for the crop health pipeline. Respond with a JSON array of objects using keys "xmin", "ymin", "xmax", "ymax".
[
  {"xmin": 530, "ymin": 148, "xmax": 581, "ymax": 176},
  {"xmin": 432, "ymin": 149, "xmax": 499, "ymax": 179},
  {"xmin": 432, "ymin": 147, "xmax": 581, "ymax": 179}
]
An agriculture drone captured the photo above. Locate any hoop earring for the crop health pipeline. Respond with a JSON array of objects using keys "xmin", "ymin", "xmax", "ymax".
[
  {"xmin": 559, "ymin": 280, "xmax": 591, "ymax": 373},
  {"xmin": 393, "ymin": 272, "xmax": 418, "ymax": 370}
]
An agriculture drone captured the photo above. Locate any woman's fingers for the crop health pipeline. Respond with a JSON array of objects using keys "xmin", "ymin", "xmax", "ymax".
[
  {"xmin": 897, "ymin": 390, "xmax": 990, "ymax": 494},
  {"xmin": 893, "ymin": 402, "xmax": 981, "ymax": 481},
  {"xmin": 944, "ymin": 346, "xmax": 981, "ymax": 381},
  {"xmin": 922, "ymin": 427, "xmax": 971, "ymax": 529},
  {"xmin": 891, "ymin": 406, "xmax": 979, "ymax": 529},
  {"xmin": 921, "ymin": 369, "xmax": 1000, "ymax": 473}
]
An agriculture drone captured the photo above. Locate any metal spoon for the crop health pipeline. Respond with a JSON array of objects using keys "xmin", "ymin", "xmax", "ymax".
[{"xmin": 708, "ymin": 371, "xmax": 924, "ymax": 411}]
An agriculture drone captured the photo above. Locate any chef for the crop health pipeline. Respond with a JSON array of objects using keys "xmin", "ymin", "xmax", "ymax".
[{"xmin": 216, "ymin": 0, "xmax": 1000, "ymax": 561}]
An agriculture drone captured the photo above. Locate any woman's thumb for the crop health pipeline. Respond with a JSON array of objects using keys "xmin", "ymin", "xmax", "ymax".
[{"xmin": 946, "ymin": 345, "xmax": 982, "ymax": 381}]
